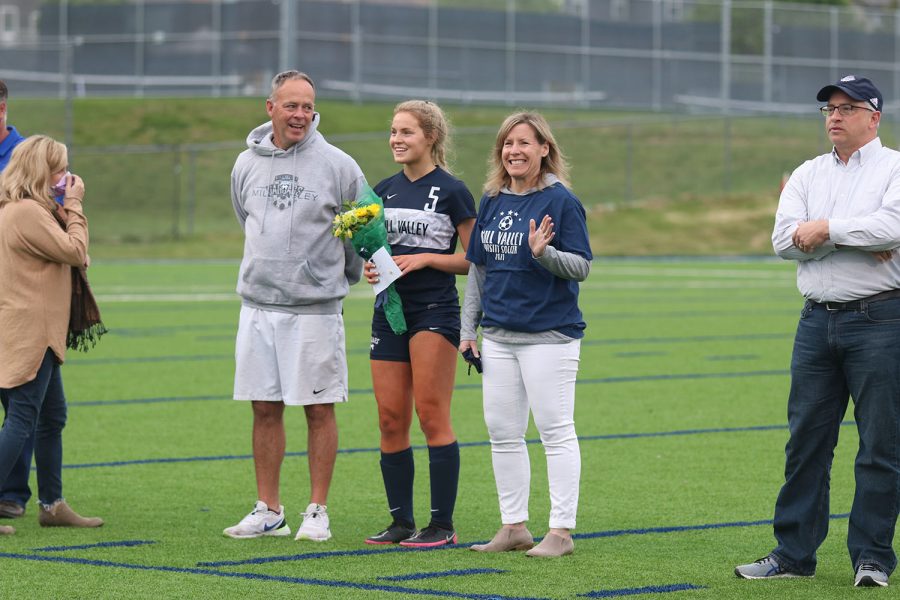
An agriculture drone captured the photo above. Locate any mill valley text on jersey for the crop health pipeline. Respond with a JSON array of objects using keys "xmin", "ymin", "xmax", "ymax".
[{"xmin": 374, "ymin": 167, "xmax": 476, "ymax": 311}]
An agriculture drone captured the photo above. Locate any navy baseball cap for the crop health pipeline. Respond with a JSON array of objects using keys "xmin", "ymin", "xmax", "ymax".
[{"xmin": 817, "ymin": 75, "xmax": 883, "ymax": 111}]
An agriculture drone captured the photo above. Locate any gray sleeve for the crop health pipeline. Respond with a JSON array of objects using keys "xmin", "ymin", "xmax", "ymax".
[
  {"xmin": 230, "ymin": 163, "xmax": 248, "ymax": 231},
  {"xmin": 460, "ymin": 262, "xmax": 486, "ymax": 341},
  {"xmin": 533, "ymin": 245, "xmax": 591, "ymax": 281}
]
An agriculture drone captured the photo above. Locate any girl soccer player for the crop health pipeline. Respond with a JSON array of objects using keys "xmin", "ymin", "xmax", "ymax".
[{"xmin": 364, "ymin": 100, "xmax": 476, "ymax": 547}]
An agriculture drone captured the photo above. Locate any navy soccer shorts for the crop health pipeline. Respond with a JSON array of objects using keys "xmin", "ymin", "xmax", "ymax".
[{"xmin": 370, "ymin": 304, "xmax": 461, "ymax": 362}]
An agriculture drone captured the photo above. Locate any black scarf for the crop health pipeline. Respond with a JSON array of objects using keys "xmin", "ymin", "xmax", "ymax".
[{"xmin": 52, "ymin": 206, "xmax": 108, "ymax": 351}]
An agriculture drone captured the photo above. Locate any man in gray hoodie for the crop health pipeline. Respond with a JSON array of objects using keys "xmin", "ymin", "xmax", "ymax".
[{"xmin": 224, "ymin": 70, "xmax": 366, "ymax": 542}]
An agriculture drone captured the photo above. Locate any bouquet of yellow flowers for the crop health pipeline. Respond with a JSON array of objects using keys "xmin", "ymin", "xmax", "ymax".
[
  {"xmin": 332, "ymin": 203, "xmax": 381, "ymax": 239},
  {"xmin": 333, "ymin": 186, "xmax": 407, "ymax": 334}
]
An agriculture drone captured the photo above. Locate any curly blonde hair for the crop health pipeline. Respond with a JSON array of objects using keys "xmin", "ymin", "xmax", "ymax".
[
  {"xmin": 483, "ymin": 112, "xmax": 570, "ymax": 197},
  {"xmin": 0, "ymin": 135, "xmax": 68, "ymax": 211}
]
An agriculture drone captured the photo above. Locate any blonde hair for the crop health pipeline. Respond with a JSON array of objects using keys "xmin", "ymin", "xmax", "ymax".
[
  {"xmin": 483, "ymin": 112, "xmax": 570, "ymax": 197},
  {"xmin": 0, "ymin": 135, "xmax": 68, "ymax": 211},
  {"xmin": 394, "ymin": 100, "xmax": 453, "ymax": 172}
]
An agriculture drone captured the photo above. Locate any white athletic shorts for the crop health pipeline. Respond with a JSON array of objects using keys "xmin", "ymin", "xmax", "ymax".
[{"xmin": 233, "ymin": 306, "xmax": 349, "ymax": 406}]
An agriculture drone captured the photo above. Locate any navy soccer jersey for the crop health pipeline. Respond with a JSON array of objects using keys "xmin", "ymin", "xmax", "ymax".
[
  {"xmin": 467, "ymin": 182, "xmax": 593, "ymax": 338},
  {"xmin": 373, "ymin": 167, "xmax": 476, "ymax": 311}
]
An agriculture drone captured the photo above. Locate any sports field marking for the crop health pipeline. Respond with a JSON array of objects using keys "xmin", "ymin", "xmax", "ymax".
[
  {"xmin": 66, "ymin": 370, "xmax": 790, "ymax": 403},
  {"xmin": 586, "ymin": 265, "xmax": 793, "ymax": 280},
  {"xmin": 59, "ymin": 421, "xmax": 836, "ymax": 471},
  {"xmin": 579, "ymin": 584, "xmax": 706, "ymax": 598},
  {"xmin": 705, "ymin": 354, "xmax": 759, "ymax": 361},
  {"xmin": 196, "ymin": 514, "xmax": 851, "ymax": 568},
  {"xmin": 378, "ymin": 568, "xmax": 507, "ymax": 581},
  {"xmin": 0, "ymin": 552, "xmax": 549, "ymax": 600},
  {"xmin": 32, "ymin": 540, "xmax": 156, "ymax": 552}
]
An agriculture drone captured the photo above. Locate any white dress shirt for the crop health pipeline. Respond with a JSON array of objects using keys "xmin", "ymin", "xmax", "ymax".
[{"xmin": 773, "ymin": 137, "xmax": 900, "ymax": 302}]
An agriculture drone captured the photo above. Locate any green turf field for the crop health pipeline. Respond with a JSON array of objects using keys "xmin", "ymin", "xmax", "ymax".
[{"xmin": 0, "ymin": 257, "xmax": 878, "ymax": 599}]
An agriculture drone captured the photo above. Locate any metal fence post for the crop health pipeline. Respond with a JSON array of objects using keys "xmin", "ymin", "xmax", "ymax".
[
  {"xmin": 506, "ymin": 0, "xmax": 515, "ymax": 106},
  {"xmin": 625, "ymin": 123, "xmax": 633, "ymax": 203},
  {"xmin": 720, "ymin": 0, "xmax": 731, "ymax": 115},
  {"xmin": 351, "ymin": 0, "xmax": 361, "ymax": 103},
  {"xmin": 652, "ymin": 0, "xmax": 662, "ymax": 112},
  {"xmin": 763, "ymin": 0, "xmax": 773, "ymax": 105},
  {"xmin": 279, "ymin": 0, "xmax": 295, "ymax": 74},
  {"xmin": 172, "ymin": 147, "xmax": 182, "ymax": 239},
  {"xmin": 187, "ymin": 149, "xmax": 196, "ymax": 237}
]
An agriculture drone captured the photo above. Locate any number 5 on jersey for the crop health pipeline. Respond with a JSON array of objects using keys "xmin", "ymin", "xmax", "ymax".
[{"xmin": 424, "ymin": 186, "xmax": 441, "ymax": 212}]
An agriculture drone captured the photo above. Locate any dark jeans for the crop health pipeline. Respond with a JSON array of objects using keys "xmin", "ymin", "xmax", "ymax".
[
  {"xmin": 772, "ymin": 299, "xmax": 900, "ymax": 576},
  {"xmin": 0, "ymin": 389, "xmax": 34, "ymax": 508},
  {"xmin": 0, "ymin": 350, "xmax": 67, "ymax": 506}
]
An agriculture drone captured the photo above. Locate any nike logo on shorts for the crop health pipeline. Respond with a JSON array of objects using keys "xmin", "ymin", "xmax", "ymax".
[
  {"xmin": 313, "ymin": 388, "xmax": 326, "ymax": 395},
  {"xmin": 387, "ymin": 194, "xmax": 398, "ymax": 199}
]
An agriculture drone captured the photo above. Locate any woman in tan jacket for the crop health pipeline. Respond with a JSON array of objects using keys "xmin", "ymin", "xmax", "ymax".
[{"xmin": 0, "ymin": 135, "xmax": 102, "ymax": 536}]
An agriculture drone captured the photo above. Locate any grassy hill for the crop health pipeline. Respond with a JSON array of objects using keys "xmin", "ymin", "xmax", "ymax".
[{"xmin": 9, "ymin": 96, "xmax": 845, "ymax": 258}]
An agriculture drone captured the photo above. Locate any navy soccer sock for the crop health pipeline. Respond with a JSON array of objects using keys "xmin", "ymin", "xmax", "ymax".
[
  {"xmin": 428, "ymin": 441, "xmax": 460, "ymax": 530},
  {"xmin": 380, "ymin": 447, "xmax": 415, "ymax": 527}
]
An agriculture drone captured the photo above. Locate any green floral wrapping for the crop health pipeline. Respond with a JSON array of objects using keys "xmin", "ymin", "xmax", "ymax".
[{"xmin": 347, "ymin": 189, "xmax": 407, "ymax": 335}]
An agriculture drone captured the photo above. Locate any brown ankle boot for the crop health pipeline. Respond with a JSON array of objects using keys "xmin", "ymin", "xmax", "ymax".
[
  {"xmin": 470, "ymin": 526, "xmax": 534, "ymax": 552},
  {"xmin": 39, "ymin": 500, "xmax": 103, "ymax": 528},
  {"xmin": 525, "ymin": 532, "xmax": 574, "ymax": 557}
]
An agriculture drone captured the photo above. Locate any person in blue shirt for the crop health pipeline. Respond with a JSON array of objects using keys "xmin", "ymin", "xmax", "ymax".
[
  {"xmin": 0, "ymin": 79, "xmax": 29, "ymax": 535},
  {"xmin": 460, "ymin": 112, "xmax": 592, "ymax": 558},
  {"xmin": 363, "ymin": 100, "xmax": 476, "ymax": 548}
]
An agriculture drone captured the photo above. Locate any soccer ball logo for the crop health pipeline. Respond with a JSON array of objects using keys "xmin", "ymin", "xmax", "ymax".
[
  {"xmin": 498, "ymin": 215, "xmax": 513, "ymax": 231},
  {"xmin": 270, "ymin": 174, "xmax": 304, "ymax": 210}
]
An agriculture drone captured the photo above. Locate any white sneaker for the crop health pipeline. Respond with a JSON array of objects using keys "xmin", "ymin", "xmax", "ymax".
[
  {"xmin": 294, "ymin": 503, "xmax": 331, "ymax": 541},
  {"xmin": 223, "ymin": 501, "xmax": 291, "ymax": 539}
]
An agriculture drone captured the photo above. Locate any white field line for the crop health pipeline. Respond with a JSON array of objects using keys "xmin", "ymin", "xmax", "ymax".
[
  {"xmin": 96, "ymin": 287, "xmax": 380, "ymax": 303},
  {"xmin": 588, "ymin": 265, "xmax": 795, "ymax": 280}
]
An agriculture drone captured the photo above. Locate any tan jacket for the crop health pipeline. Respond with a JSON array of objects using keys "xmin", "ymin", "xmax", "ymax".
[{"xmin": 0, "ymin": 196, "xmax": 87, "ymax": 387}]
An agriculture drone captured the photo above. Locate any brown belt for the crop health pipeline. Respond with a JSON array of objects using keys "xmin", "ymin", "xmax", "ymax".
[{"xmin": 813, "ymin": 288, "xmax": 900, "ymax": 311}]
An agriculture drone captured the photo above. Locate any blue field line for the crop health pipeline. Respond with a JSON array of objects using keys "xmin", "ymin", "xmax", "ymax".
[
  {"xmin": 579, "ymin": 584, "xmax": 705, "ymax": 597},
  {"xmin": 705, "ymin": 354, "xmax": 759, "ymax": 361},
  {"xmin": 69, "ymin": 394, "xmax": 230, "ymax": 407},
  {"xmin": 59, "ymin": 422, "xmax": 856, "ymax": 471},
  {"xmin": 583, "ymin": 332, "xmax": 791, "ymax": 346},
  {"xmin": 0, "ymin": 552, "xmax": 548, "ymax": 600},
  {"xmin": 69, "ymin": 354, "xmax": 231, "ymax": 366},
  {"xmin": 197, "ymin": 514, "xmax": 851, "ymax": 569},
  {"xmin": 198, "ymin": 543, "xmax": 471, "ymax": 567},
  {"xmin": 65, "ymin": 331, "xmax": 794, "ymax": 368},
  {"xmin": 68, "ymin": 368, "xmax": 791, "ymax": 408},
  {"xmin": 379, "ymin": 568, "xmax": 507, "ymax": 582},
  {"xmin": 32, "ymin": 540, "xmax": 156, "ymax": 552},
  {"xmin": 573, "ymin": 513, "xmax": 849, "ymax": 541}
]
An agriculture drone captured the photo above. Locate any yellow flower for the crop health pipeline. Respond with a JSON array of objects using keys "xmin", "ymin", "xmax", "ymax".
[{"xmin": 355, "ymin": 207, "xmax": 369, "ymax": 218}]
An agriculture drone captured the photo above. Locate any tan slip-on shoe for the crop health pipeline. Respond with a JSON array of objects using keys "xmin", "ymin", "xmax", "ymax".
[
  {"xmin": 0, "ymin": 500, "xmax": 25, "ymax": 519},
  {"xmin": 39, "ymin": 500, "xmax": 104, "ymax": 528},
  {"xmin": 470, "ymin": 527, "xmax": 534, "ymax": 552},
  {"xmin": 0, "ymin": 524, "xmax": 14, "ymax": 535},
  {"xmin": 525, "ymin": 532, "xmax": 574, "ymax": 557}
]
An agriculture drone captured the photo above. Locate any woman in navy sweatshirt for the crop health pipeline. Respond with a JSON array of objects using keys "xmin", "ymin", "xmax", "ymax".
[{"xmin": 460, "ymin": 112, "xmax": 592, "ymax": 558}]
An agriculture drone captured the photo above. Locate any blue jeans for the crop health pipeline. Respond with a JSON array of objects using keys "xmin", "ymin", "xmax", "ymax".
[
  {"xmin": 0, "ymin": 389, "xmax": 34, "ymax": 508},
  {"xmin": 772, "ymin": 299, "xmax": 900, "ymax": 576},
  {"xmin": 0, "ymin": 350, "xmax": 67, "ymax": 506}
]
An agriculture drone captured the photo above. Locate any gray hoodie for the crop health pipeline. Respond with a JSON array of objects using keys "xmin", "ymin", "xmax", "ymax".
[{"xmin": 231, "ymin": 113, "xmax": 366, "ymax": 314}]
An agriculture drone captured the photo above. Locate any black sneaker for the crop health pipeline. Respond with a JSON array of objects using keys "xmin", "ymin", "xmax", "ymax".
[
  {"xmin": 365, "ymin": 521, "xmax": 416, "ymax": 545},
  {"xmin": 398, "ymin": 523, "xmax": 457, "ymax": 548}
]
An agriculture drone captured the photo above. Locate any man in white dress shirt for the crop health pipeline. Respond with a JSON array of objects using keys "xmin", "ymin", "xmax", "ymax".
[{"xmin": 735, "ymin": 75, "xmax": 900, "ymax": 588}]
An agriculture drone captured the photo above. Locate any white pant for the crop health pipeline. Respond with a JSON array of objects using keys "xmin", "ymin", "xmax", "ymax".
[{"xmin": 481, "ymin": 337, "xmax": 581, "ymax": 530}]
